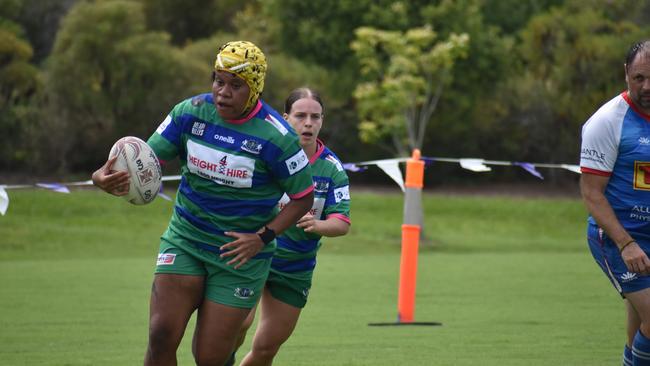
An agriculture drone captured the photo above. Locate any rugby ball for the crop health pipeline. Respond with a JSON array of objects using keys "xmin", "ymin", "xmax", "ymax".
[{"xmin": 108, "ymin": 136, "xmax": 162, "ymax": 205}]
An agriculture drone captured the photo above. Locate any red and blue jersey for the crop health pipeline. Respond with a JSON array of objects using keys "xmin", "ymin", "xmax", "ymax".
[{"xmin": 580, "ymin": 91, "xmax": 650, "ymax": 241}]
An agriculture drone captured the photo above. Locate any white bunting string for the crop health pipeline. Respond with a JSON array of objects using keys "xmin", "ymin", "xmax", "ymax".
[{"xmin": 0, "ymin": 156, "xmax": 581, "ymax": 215}]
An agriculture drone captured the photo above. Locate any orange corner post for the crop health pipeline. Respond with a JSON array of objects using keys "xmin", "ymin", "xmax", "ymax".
[
  {"xmin": 398, "ymin": 224, "xmax": 421, "ymax": 322},
  {"xmin": 397, "ymin": 149, "xmax": 425, "ymax": 323}
]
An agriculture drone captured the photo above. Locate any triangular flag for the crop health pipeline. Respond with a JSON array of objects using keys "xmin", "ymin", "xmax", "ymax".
[
  {"xmin": 561, "ymin": 164, "xmax": 581, "ymax": 174},
  {"xmin": 375, "ymin": 160, "xmax": 405, "ymax": 192},
  {"xmin": 342, "ymin": 163, "xmax": 367, "ymax": 172},
  {"xmin": 0, "ymin": 187, "xmax": 8, "ymax": 215},
  {"xmin": 513, "ymin": 162, "xmax": 544, "ymax": 180},
  {"xmin": 36, "ymin": 183, "xmax": 70, "ymax": 193},
  {"xmin": 459, "ymin": 158, "xmax": 491, "ymax": 172}
]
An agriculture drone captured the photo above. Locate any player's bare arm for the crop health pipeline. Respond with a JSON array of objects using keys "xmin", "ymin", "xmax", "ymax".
[
  {"xmin": 296, "ymin": 214, "xmax": 349, "ymax": 237},
  {"xmin": 581, "ymin": 173, "xmax": 650, "ymax": 274}
]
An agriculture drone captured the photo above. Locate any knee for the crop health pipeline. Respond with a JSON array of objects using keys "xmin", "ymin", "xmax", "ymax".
[
  {"xmin": 148, "ymin": 318, "xmax": 178, "ymax": 353},
  {"xmin": 252, "ymin": 340, "xmax": 281, "ymax": 360}
]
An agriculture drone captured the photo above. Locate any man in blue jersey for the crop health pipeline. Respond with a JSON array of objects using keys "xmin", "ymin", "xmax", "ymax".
[
  {"xmin": 92, "ymin": 41, "xmax": 314, "ymax": 366},
  {"xmin": 581, "ymin": 40, "xmax": 650, "ymax": 366}
]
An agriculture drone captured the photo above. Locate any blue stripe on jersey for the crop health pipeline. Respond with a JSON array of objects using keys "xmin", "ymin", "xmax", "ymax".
[
  {"xmin": 182, "ymin": 120, "xmax": 286, "ymax": 163},
  {"xmin": 277, "ymin": 236, "xmax": 319, "ymax": 253},
  {"xmin": 174, "ymin": 205, "xmax": 229, "ymax": 236},
  {"xmin": 325, "ymin": 185, "xmax": 348, "ymax": 206},
  {"xmin": 179, "ymin": 177, "xmax": 279, "ymax": 216},
  {"xmin": 271, "ymin": 256, "xmax": 316, "ymax": 272}
]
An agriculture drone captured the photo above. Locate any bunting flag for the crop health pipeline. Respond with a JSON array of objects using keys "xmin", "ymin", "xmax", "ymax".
[
  {"xmin": 375, "ymin": 161, "xmax": 406, "ymax": 192},
  {"xmin": 459, "ymin": 158, "xmax": 492, "ymax": 172},
  {"xmin": 0, "ymin": 155, "xmax": 582, "ymax": 216},
  {"xmin": 0, "ymin": 187, "xmax": 8, "ymax": 215},
  {"xmin": 36, "ymin": 183, "xmax": 70, "ymax": 193}
]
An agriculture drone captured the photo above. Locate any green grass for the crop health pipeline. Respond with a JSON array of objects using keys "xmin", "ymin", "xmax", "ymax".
[{"xmin": 0, "ymin": 188, "xmax": 624, "ymax": 365}]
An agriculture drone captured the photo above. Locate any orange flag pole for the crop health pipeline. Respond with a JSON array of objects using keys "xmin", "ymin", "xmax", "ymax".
[
  {"xmin": 397, "ymin": 149, "xmax": 425, "ymax": 322},
  {"xmin": 369, "ymin": 149, "xmax": 441, "ymax": 327}
]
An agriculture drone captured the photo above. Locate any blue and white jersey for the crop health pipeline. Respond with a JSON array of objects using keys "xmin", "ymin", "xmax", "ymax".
[{"xmin": 580, "ymin": 91, "xmax": 650, "ymax": 240}]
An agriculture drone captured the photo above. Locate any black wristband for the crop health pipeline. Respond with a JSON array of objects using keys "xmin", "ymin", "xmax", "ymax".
[
  {"xmin": 258, "ymin": 226, "xmax": 276, "ymax": 245},
  {"xmin": 620, "ymin": 239, "xmax": 635, "ymax": 253}
]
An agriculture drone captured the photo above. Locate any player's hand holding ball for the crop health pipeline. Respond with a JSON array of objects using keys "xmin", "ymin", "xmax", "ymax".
[{"xmin": 92, "ymin": 136, "xmax": 162, "ymax": 205}]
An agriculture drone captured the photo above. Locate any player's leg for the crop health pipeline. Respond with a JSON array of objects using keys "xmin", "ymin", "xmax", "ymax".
[
  {"xmin": 192, "ymin": 248, "xmax": 271, "ymax": 365},
  {"xmin": 239, "ymin": 289, "xmax": 302, "ymax": 366},
  {"xmin": 216, "ymin": 303, "xmax": 258, "ymax": 366},
  {"xmin": 624, "ymin": 289, "xmax": 650, "ymax": 365},
  {"xmin": 625, "ymin": 299, "xmax": 642, "ymax": 366},
  {"xmin": 144, "ymin": 273, "xmax": 204, "ymax": 366},
  {"xmin": 192, "ymin": 299, "xmax": 253, "ymax": 366}
]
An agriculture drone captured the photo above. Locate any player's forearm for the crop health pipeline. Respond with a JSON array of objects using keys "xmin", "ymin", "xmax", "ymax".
[
  {"xmin": 581, "ymin": 180, "xmax": 634, "ymax": 247},
  {"xmin": 266, "ymin": 191, "xmax": 314, "ymax": 235},
  {"xmin": 314, "ymin": 217, "xmax": 350, "ymax": 237}
]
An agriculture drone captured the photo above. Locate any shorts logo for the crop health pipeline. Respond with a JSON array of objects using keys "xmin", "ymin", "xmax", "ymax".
[
  {"xmin": 234, "ymin": 287, "xmax": 254, "ymax": 299},
  {"xmin": 633, "ymin": 161, "xmax": 650, "ymax": 191},
  {"xmin": 285, "ymin": 150, "xmax": 308, "ymax": 175},
  {"xmin": 191, "ymin": 122, "xmax": 206, "ymax": 137},
  {"xmin": 621, "ymin": 272, "xmax": 637, "ymax": 282},
  {"xmin": 640, "ymin": 137, "xmax": 650, "ymax": 145},
  {"xmin": 157, "ymin": 253, "xmax": 176, "ymax": 265},
  {"xmin": 302, "ymin": 288, "xmax": 310, "ymax": 298}
]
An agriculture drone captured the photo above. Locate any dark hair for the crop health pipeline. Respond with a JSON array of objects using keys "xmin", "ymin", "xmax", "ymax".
[
  {"xmin": 284, "ymin": 87, "xmax": 324, "ymax": 114},
  {"xmin": 626, "ymin": 40, "xmax": 650, "ymax": 68}
]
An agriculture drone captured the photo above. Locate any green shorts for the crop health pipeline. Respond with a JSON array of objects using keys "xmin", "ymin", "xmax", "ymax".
[
  {"xmin": 266, "ymin": 268, "xmax": 313, "ymax": 308},
  {"xmin": 155, "ymin": 231, "xmax": 271, "ymax": 309}
]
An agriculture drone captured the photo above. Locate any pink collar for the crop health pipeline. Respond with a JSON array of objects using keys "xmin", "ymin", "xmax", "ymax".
[
  {"xmin": 309, "ymin": 139, "xmax": 325, "ymax": 164},
  {"xmin": 224, "ymin": 100, "xmax": 263, "ymax": 124}
]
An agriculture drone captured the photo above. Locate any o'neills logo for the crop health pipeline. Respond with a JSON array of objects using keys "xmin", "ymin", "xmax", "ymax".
[{"xmin": 214, "ymin": 133, "xmax": 235, "ymax": 144}]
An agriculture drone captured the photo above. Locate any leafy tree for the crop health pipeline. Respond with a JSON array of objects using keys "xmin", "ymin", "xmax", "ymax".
[
  {"xmin": 482, "ymin": 0, "xmax": 564, "ymax": 34},
  {"xmin": 0, "ymin": 21, "xmax": 40, "ymax": 170},
  {"xmin": 351, "ymin": 26, "xmax": 469, "ymax": 156},
  {"xmin": 480, "ymin": 1, "xmax": 648, "ymax": 177},
  {"xmin": 40, "ymin": 0, "xmax": 204, "ymax": 173},
  {"xmin": 142, "ymin": 0, "xmax": 246, "ymax": 45}
]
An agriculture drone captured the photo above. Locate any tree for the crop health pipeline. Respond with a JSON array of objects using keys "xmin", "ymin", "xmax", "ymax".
[
  {"xmin": 40, "ymin": 0, "xmax": 204, "ymax": 173},
  {"xmin": 478, "ymin": 0, "xmax": 649, "ymax": 179},
  {"xmin": 351, "ymin": 26, "xmax": 468, "ymax": 156},
  {"xmin": 0, "ymin": 21, "xmax": 40, "ymax": 170},
  {"xmin": 142, "ymin": 0, "xmax": 246, "ymax": 45}
]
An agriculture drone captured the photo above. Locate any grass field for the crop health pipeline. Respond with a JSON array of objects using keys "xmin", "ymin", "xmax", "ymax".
[{"xmin": 0, "ymin": 187, "xmax": 625, "ymax": 365}]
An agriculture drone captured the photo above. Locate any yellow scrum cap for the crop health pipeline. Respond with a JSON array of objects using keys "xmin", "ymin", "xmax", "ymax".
[{"xmin": 214, "ymin": 41, "xmax": 267, "ymax": 111}]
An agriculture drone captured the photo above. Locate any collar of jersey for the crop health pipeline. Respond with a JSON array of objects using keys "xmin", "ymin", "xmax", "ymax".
[
  {"xmin": 224, "ymin": 100, "xmax": 263, "ymax": 124},
  {"xmin": 622, "ymin": 91, "xmax": 650, "ymax": 122}
]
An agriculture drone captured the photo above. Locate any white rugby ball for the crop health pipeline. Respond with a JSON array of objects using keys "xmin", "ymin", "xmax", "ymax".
[{"xmin": 108, "ymin": 136, "xmax": 162, "ymax": 205}]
